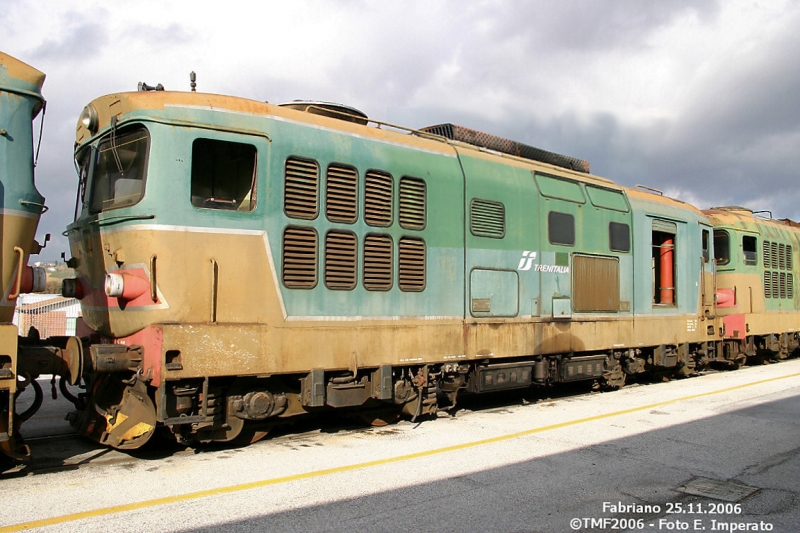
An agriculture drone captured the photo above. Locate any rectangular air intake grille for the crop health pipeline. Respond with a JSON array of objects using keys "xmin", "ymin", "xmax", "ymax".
[
  {"xmin": 364, "ymin": 171, "xmax": 393, "ymax": 227},
  {"xmin": 470, "ymin": 199, "xmax": 506, "ymax": 238},
  {"xmin": 326, "ymin": 164, "xmax": 358, "ymax": 223},
  {"xmin": 282, "ymin": 227, "xmax": 318, "ymax": 288},
  {"xmin": 764, "ymin": 271, "xmax": 771, "ymax": 298},
  {"xmin": 399, "ymin": 177, "xmax": 426, "ymax": 230},
  {"xmin": 772, "ymin": 272, "xmax": 779, "ymax": 299},
  {"xmin": 324, "ymin": 231, "xmax": 357, "ymax": 290},
  {"xmin": 284, "ymin": 157, "xmax": 319, "ymax": 219},
  {"xmin": 573, "ymin": 255, "xmax": 620, "ymax": 312},
  {"xmin": 363, "ymin": 234, "xmax": 393, "ymax": 291},
  {"xmin": 771, "ymin": 242, "xmax": 779, "ymax": 269},
  {"xmin": 763, "ymin": 241, "xmax": 793, "ymax": 299},
  {"xmin": 398, "ymin": 237, "xmax": 426, "ymax": 292}
]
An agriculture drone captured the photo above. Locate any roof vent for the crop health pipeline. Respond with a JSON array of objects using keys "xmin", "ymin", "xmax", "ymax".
[
  {"xmin": 279, "ymin": 100, "xmax": 368, "ymax": 125},
  {"xmin": 419, "ymin": 123, "xmax": 590, "ymax": 173}
]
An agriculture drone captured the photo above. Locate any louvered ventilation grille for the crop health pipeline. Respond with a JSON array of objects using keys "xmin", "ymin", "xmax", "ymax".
[
  {"xmin": 364, "ymin": 171, "xmax": 393, "ymax": 227},
  {"xmin": 398, "ymin": 237, "xmax": 426, "ymax": 292},
  {"xmin": 771, "ymin": 242, "xmax": 779, "ymax": 269},
  {"xmin": 763, "ymin": 240, "xmax": 794, "ymax": 300},
  {"xmin": 284, "ymin": 157, "xmax": 319, "ymax": 219},
  {"xmin": 282, "ymin": 227, "xmax": 318, "ymax": 288},
  {"xmin": 324, "ymin": 231, "xmax": 357, "ymax": 290},
  {"xmin": 326, "ymin": 165, "xmax": 358, "ymax": 223},
  {"xmin": 573, "ymin": 255, "xmax": 620, "ymax": 312},
  {"xmin": 470, "ymin": 199, "xmax": 505, "ymax": 238},
  {"xmin": 363, "ymin": 234, "xmax": 393, "ymax": 291},
  {"xmin": 399, "ymin": 177, "xmax": 426, "ymax": 230}
]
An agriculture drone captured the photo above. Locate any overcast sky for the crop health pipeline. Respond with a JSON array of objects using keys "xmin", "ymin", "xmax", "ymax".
[{"xmin": 3, "ymin": 0, "xmax": 800, "ymax": 262}]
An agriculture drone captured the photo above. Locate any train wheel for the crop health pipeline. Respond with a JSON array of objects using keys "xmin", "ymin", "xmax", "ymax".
[
  {"xmin": 0, "ymin": 418, "xmax": 30, "ymax": 469},
  {"xmin": 359, "ymin": 408, "xmax": 402, "ymax": 427},
  {"xmin": 230, "ymin": 422, "xmax": 273, "ymax": 446},
  {"xmin": 89, "ymin": 375, "xmax": 157, "ymax": 450}
]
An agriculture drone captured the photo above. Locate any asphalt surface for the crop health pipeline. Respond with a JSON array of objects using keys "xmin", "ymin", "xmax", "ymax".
[{"xmin": 1, "ymin": 360, "xmax": 799, "ymax": 533}]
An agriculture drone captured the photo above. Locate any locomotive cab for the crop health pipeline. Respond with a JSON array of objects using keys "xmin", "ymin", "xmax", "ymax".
[{"xmin": 704, "ymin": 206, "xmax": 800, "ymax": 363}]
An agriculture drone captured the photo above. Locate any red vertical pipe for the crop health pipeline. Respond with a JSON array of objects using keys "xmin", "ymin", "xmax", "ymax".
[{"xmin": 660, "ymin": 238, "xmax": 674, "ymax": 304}]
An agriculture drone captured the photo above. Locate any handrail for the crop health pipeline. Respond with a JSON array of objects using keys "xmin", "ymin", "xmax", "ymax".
[{"xmin": 8, "ymin": 247, "xmax": 25, "ymax": 300}]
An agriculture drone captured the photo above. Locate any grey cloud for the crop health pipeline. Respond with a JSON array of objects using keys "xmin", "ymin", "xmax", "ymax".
[
  {"xmin": 30, "ymin": 11, "xmax": 109, "ymax": 62},
  {"xmin": 469, "ymin": 0, "xmax": 722, "ymax": 53},
  {"xmin": 122, "ymin": 23, "xmax": 195, "ymax": 48}
]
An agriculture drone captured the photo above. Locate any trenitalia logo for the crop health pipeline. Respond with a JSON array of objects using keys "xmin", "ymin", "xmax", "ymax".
[
  {"xmin": 517, "ymin": 251, "xmax": 537, "ymax": 271},
  {"xmin": 517, "ymin": 251, "xmax": 570, "ymax": 274}
]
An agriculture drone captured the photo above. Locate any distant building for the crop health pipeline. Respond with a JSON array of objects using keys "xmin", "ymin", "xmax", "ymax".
[{"xmin": 12, "ymin": 294, "xmax": 82, "ymax": 338}]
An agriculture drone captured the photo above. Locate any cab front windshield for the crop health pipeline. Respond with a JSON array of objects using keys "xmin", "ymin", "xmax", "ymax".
[{"xmin": 87, "ymin": 126, "xmax": 150, "ymax": 213}]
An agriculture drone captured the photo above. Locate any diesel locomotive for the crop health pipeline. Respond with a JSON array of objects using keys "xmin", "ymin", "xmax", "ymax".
[
  {"xmin": 0, "ymin": 52, "xmax": 80, "ymax": 463},
  {"xmin": 2, "ymin": 51, "xmax": 799, "ymax": 460}
]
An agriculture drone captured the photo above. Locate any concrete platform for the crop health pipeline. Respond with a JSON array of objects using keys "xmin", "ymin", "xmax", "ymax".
[{"xmin": 1, "ymin": 360, "xmax": 799, "ymax": 533}]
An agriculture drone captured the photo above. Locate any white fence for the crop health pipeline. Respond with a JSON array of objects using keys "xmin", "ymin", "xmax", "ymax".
[{"xmin": 12, "ymin": 294, "xmax": 82, "ymax": 338}]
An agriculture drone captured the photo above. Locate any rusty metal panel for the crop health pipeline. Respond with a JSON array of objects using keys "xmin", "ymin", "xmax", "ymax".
[
  {"xmin": 420, "ymin": 123, "xmax": 590, "ymax": 173},
  {"xmin": 573, "ymin": 255, "xmax": 620, "ymax": 312}
]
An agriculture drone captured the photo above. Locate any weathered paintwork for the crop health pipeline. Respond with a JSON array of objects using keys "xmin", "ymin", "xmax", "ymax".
[
  {"xmin": 64, "ymin": 84, "xmax": 796, "ymax": 448},
  {"xmin": 0, "ymin": 52, "xmax": 46, "ymax": 322},
  {"xmin": 703, "ymin": 207, "xmax": 800, "ymax": 356},
  {"xmin": 0, "ymin": 51, "xmax": 46, "ymax": 456}
]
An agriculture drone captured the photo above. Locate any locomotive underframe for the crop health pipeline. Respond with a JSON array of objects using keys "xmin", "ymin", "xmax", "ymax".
[
  {"xmin": 63, "ymin": 326, "xmax": 727, "ymax": 448},
  {"xmin": 34, "ymin": 314, "xmax": 794, "ymax": 451}
]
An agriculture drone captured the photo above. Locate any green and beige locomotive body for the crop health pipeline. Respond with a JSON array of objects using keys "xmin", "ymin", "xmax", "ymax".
[
  {"xmin": 0, "ymin": 52, "xmax": 64, "ymax": 462},
  {"xmin": 704, "ymin": 207, "xmax": 800, "ymax": 363},
  {"xmin": 62, "ymin": 88, "xmax": 730, "ymax": 449}
]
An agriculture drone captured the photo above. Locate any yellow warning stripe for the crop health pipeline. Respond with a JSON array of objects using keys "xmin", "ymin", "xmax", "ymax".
[{"xmin": 2, "ymin": 371, "xmax": 799, "ymax": 532}]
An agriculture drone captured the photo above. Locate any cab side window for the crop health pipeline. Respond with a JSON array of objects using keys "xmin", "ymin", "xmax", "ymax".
[{"xmin": 191, "ymin": 138, "xmax": 257, "ymax": 212}]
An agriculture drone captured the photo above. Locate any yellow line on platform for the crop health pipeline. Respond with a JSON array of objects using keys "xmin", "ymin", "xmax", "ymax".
[{"xmin": 3, "ymin": 371, "xmax": 799, "ymax": 532}]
